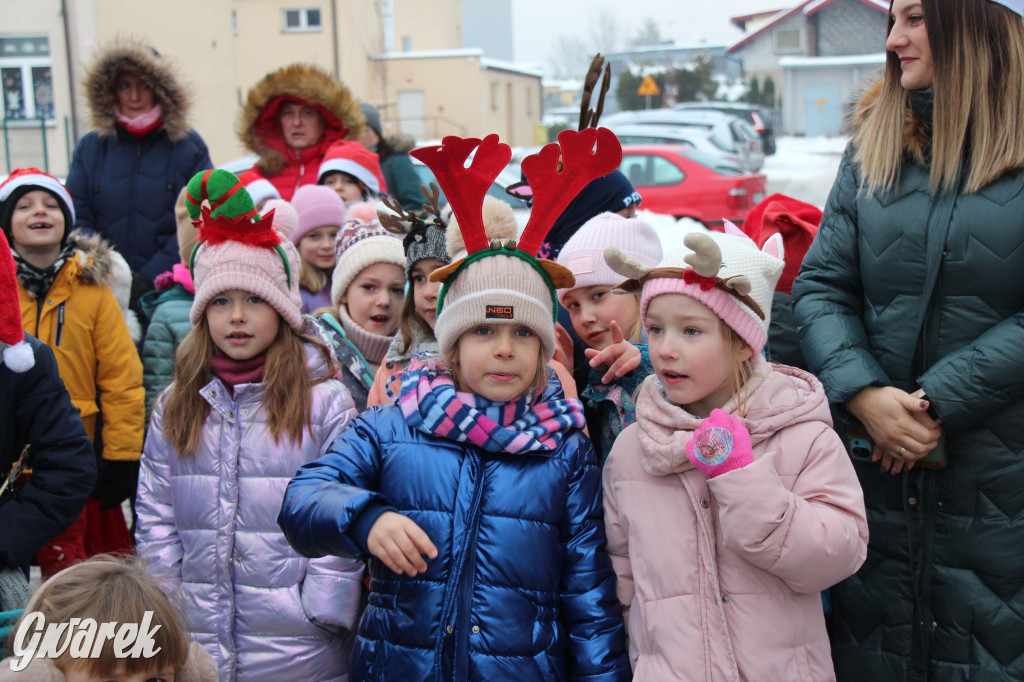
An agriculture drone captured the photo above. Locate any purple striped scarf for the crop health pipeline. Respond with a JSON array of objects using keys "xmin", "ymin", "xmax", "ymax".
[{"xmin": 394, "ymin": 358, "xmax": 586, "ymax": 454}]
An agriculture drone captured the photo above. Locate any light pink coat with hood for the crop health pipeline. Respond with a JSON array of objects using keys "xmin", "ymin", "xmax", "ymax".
[{"xmin": 603, "ymin": 358, "xmax": 867, "ymax": 681}]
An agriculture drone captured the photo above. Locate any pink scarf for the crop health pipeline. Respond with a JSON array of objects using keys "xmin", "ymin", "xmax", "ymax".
[{"xmin": 115, "ymin": 104, "xmax": 163, "ymax": 137}]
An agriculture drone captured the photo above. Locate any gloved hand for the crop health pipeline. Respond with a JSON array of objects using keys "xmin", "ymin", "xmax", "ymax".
[
  {"xmin": 92, "ymin": 459, "xmax": 140, "ymax": 510},
  {"xmin": 686, "ymin": 409, "xmax": 753, "ymax": 479}
]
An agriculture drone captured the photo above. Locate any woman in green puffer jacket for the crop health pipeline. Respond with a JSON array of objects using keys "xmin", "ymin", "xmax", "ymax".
[{"xmin": 792, "ymin": 1, "xmax": 1024, "ymax": 679}]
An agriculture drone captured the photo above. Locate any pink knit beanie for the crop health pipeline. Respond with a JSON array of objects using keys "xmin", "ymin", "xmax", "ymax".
[
  {"xmin": 605, "ymin": 222, "xmax": 784, "ymax": 354},
  {"xmin": 263, "ymin": 199, "xmax": 299, "ymax": 240},
  {"xmin": 291, "ymin": 185, "xmax": 346, "ymax": 244},
  {"xmin": 185, "ymin": 169, "xmax": 304, "ymax": 331},
  {"xmin": 330, "ymin": 219, "xmax": 405, "ymax": 305},
  {"xmin": 556, "ymin": 212, "xmax": 662, "ymax": 305}
]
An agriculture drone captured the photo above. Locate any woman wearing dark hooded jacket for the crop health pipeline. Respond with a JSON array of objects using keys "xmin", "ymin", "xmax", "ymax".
[
  {"xmin": 66, "ymin": 41, "xmax": 212, "ymax": 308},
  {"xmin": 792, "ymin": 0, "xmax": 1024, "ymax": 678}
]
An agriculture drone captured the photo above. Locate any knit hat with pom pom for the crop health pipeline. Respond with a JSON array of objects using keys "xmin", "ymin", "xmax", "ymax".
[
  {"xmin": 185, "ymin": 169, "xmax": 304, "ymax": 331},
  {"xmin": 329, "ymin": 218, "xmax": 405, "ymax": 305}
]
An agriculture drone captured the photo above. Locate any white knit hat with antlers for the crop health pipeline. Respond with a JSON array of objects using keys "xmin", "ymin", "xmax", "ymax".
[{"xmin": 605, "ymin": 221, "xmax": 784, "ymax": 353}]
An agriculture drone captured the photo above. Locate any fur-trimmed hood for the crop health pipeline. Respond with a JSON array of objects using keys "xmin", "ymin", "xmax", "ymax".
[
  {"xmin": 70, "ymin": 230, "xmax": 142, "ymax": 342},
  {"xmin": 237, "ymin": 64, "xmax": 364, "ymax": 177},
  {"xmin": 82, "ymin": 40, "xmax": 193, "ymax": 143},
  {"xmin": 852, "ymin": 79, "xmax": 931, "ymax": 168}
]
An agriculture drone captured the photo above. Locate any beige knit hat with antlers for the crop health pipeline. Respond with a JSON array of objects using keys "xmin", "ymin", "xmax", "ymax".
[{"xmin": 605, "ymin": 222, "xmax": 784, "ymax": 353}]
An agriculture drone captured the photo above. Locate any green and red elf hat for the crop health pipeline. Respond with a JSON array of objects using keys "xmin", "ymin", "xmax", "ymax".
[{"xmin": 185, "ymin": 169, "xmax": 304, "ymax": 331}]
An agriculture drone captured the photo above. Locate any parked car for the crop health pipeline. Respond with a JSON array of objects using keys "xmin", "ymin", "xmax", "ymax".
[
  {"xmin": 619, "ymin": 144, "xmax": 766, "ymax": 229},
  {"xmin": 602, "ymin": 109, "xmax": 764, "ymax": 172},
  {"xmin": 410, "ymin": 157, "xmax": 531, "ymax": 228},
  {"xmin": 609, "ymin": 123, "xmax": 752, "ymax": 173},
  {"xmin": 673, "ymin": 102, "xmax": 776, "ymax": 155}
]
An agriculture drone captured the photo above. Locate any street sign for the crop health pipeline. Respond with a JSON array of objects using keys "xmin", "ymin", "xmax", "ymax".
[{"xmin": 637, "ymin": 75, "xmax": 661, "ymax": 97}]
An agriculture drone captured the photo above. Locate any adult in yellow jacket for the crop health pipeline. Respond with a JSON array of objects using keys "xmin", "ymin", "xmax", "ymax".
[{"xmin": 0, "ymin": 168, "xmax": 143, "ymax": 576}]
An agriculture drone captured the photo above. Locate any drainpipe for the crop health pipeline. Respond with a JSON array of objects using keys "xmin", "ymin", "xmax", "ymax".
[
  {"xmin": 331, "ymin": 0, "xmax": 340, "ymax": 79},
  {"xmin": 60, "ymin": 0, "xmax": 79, "ymax": 142}
]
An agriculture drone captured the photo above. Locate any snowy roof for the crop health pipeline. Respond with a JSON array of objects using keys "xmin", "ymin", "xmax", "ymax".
[
  {"xmin": 370, "ymin": 49, "xmax": 541, "ymax": 78},
  {"xmin": 729, "ymin": 0, "xmax": 888, "ymax": 53},
  {"xmin": 779, "ymin": 52, "xmax": 886, "ymax": 67},
  {"xmin": 604, "ymin": 43, "xmax": 728, "ymax": 58}
]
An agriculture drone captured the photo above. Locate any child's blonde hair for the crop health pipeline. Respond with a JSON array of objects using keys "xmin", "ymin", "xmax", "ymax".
[
  {"xmin": 298, "ymin": 259, "xmax": 330, "ymax": 295},
  {"xmin": 16, "ymin": 556, "xmax": 189, "ymax": 677},
  {"xmin": 720, "ymin": 320, "xmax": 755, "ymax": 418}
]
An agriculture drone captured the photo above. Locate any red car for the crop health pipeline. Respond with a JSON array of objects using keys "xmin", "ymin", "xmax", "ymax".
[{"xmin": 620, "ymin": 144, "xmax": 767, "ymax": 229}]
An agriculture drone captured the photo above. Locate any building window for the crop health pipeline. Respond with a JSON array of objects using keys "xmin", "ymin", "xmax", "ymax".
[
  {"xmin": 526, "ymin": 87, "xmax": 532, "ymax": 116},
  {"xmin": 402, "ymin": 36, "xmax": 412, "ymax": 52},
  {"xmin": 0, "ymin": 36, "xmax": 53, "ymax": 120},
  {"xmin": 283, "ymin": 8, "xmax": 322, "ymax": 33},
  {"xmin": 773, "ymin": 28, "xmax": 801, "ymax": 53},
  {"xmin": 490, "ymin": 82, "xmax": 499, "ymax": 111},
  {"xmin": 231, "ymin": 10, "xmax": 238, "ymax": 35}
]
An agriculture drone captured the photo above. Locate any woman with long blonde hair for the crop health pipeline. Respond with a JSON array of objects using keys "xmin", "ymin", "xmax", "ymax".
[
  {"xmin": 793, "ymin": 1, "xmax": 1024, "ymax": 678},
  {"xmin": 135, "ymin": 170, "xmax": 363, "ymax": 681}
]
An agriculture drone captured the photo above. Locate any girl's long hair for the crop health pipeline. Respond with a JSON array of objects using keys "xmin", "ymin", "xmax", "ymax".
[
  {"xmin": 298, "ymin": 258, "xmax": 329, "ymax": 294},
  {"xmin": 855, "ymin": 0, "xmax": 1024, "ymax": 194},
  {"xmin": 163, "ymin": 315, "xmax": 335, "ymax": 457}
]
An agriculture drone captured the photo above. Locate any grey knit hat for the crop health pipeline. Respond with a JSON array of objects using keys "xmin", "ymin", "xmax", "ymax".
[
  {"xmin": 0, "ymin": 566, "xmax": 29, "ymax": 611},
  {"xmin": 360, "ymin": 103, "xmax": 383, "ymax": 138}
]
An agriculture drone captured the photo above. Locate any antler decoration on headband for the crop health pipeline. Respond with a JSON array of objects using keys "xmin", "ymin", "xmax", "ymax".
[
  {"xmin": 517, "ymin": 127, "xmax": 622, "ymax": 257},
  {"xmin": 606, "ymin": 233, "xmax": 765, "ymax": 320},
  {"xmin": 579, "ymin": 53, "xmax": 611, "ymax": 131},
  {"xmin": 377, "ymin": 183, "xmax": 447, "ymax": 250},
  {"xmin": 409, "ymin": 135, "xmax": 510, "ymax": 255}
]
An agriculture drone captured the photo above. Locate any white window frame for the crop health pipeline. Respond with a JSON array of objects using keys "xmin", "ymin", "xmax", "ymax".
[
  {"xmin": 0, "ymin": 55, "xmax": 54, "ymax": 122},
  {"xmin": 773, "ymin": 28, "xmax": 802, "ymax": 54},
  {"xmin": 282, "ymin": 8, "xmax": 322, "ymax": 33}
]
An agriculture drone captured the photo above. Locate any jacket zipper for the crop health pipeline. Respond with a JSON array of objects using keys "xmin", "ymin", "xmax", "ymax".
[
  {"xmin": 454, "ymin": 453, "xmax": 485, "ymax": 682},
  {"xmin": 34, "ymin": 298, "xmax": 44, "ymax": 337},
  {"xmin": 54, "ymin": 302, "xmax": 66, "ymax": 346}
]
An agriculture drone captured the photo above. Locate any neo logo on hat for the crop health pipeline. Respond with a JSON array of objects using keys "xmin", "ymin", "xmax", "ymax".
[{"xmin": 485, "ymin": 305, "xmax": 514, "ymax": 320}]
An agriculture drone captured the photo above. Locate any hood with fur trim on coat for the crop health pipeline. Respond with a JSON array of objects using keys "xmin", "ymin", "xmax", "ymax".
[
  {"xmin": 82, "ymin": 40, "xmax": 194, "ymax": 143},
  {"xmin": 237, "ymin": 64, "xmax": 364, "ymax": 178},
  {"xmin": 70, "ymin": 231, "xmax": 141, "ymax": 343}
]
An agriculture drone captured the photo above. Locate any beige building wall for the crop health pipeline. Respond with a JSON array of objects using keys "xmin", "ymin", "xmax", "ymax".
[
  {"xmin": 367, "ymin": 51, "xmax": 540, "ymax": 147},
  {"xmin": 391, "ymin": 0, "xmax": 461, "ymax": 52},
  {"xmin": 1, "ymin": 0, "xmax": 76, "ymax": 176}
]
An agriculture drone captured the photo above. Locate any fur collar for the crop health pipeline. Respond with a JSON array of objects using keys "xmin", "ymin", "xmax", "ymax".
[
  {"xmin": 853, "ymin": 79, "xmax": 931, "ymax": 168},
  {"xmin": 69, "ymin": 230, "xmax": 142, "ymax": 342},
  {"xmin": 83, "ymin": 40, "xmax": 192, "ymax": 143},
  {"xmin": 236, "ymin": 64, "xmax": 365, "ymax": 177}
]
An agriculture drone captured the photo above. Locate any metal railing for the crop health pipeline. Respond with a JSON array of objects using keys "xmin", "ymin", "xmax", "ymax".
[{"xmin": 1, "ymin": 117, "xmax": 71, "ymax": 175}]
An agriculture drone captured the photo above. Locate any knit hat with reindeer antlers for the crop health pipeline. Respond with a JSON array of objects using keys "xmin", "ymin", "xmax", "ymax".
[
  {"xmin": 415, "ymin": 128, "xmax": 622, "ymax": 360},
  {"xmin": 605, "ymin": 222, "xmax": 784, "ymax": 354},
  {"xmin": 376, "ymin": 183, "xmax": 451, "ymax": 279},
  {"xmin": 185, "ymin": 169, "xmax": 304, "ymax": 331}
]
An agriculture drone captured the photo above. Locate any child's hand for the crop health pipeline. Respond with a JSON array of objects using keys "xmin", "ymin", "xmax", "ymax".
[
  {"xmin": 367, "ymin": 511, "xmax": 438, "ymax": 576},
  {"xmin": 583, "ymin": 321, "xmax": 641, "ymax": 384},
  {"xmin": 686, "ymin": 409, "xmax": 753, "ymax": 479}
]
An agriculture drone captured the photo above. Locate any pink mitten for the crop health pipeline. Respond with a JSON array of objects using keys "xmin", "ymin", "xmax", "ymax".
[{"xmin": 686, "ymin": 409, "xmax": 753, "ymax": 478}]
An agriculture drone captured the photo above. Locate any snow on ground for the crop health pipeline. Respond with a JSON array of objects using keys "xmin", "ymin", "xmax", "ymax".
[{"xmin": 763, "ymin": 136, "xmax": 849, "ymax": 209}]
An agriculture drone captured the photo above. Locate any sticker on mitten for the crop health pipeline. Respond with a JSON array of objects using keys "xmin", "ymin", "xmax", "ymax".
[{"xmin": 692, "ymin": 427, "xmax": 734, "ymax": 466}]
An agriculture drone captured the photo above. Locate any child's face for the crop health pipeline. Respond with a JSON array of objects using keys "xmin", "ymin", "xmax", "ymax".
[
  {"xmin": 411, "ymin": 258, "xmax": 445, "ymax": 330},
  {"xmin": 205, "ymin": 289, "xmax": 281, "ymax": 360},
  {"xmin": 8, "ymin": 189, "xmax": 65, "ymax": 253},
  {"xmin": 63, "ymin": 660, "xmax": 175, "ymax": 682},
  {"xmin": 342, "ymin": 262, "xmax": 405, "ymax": 335},
  {"xmin": 322, "ymin": 172, "xmax": 364, "ymax": 203},
  {"xmin": 298, "ymin": 225, "xmax": 339, "ymax": 271},
  {"xmin": 455, "ymin": 324, "xmax": 541, "ymax": 402},
  {"xmin": 562, "ymin": 285, "xmax": 639, "ymax": 351},
  {"xmin": 645, "ymin": 294, "xmax": 752, "ymax": 418}
]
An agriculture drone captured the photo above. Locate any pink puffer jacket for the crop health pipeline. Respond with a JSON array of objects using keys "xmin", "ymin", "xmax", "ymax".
[{"xmin": 603, "ymin": 360, "xmax": 867, "ymax": 681}]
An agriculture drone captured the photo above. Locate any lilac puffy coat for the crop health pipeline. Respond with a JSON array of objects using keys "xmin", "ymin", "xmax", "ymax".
[{"xmin": 136, "ymin": 345, "xmax": 362, "ymax": 682}]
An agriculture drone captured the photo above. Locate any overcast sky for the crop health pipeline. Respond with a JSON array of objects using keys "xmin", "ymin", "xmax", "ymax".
[{"xmin": 512, "ymin": 0, "xmax": 788, "ymax": 73}]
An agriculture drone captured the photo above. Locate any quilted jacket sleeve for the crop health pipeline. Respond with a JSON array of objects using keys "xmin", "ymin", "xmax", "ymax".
[
  {"xmin": 65, "ymin": 135, "xmax": 97, "ymax": 235},
  {"xmin": 918, "ymin": 312, "xmax": 1024, "ymax": 435},
  {"xmin": 709, "ymin": 427, "xmax": 869, "ymax": 594},
  {"xmin": 300, "ymin": 383, "xmax": 366, "ymax": 633},
  {"xmin": 93, "ymin": 287, "xmax": 145, "ymax": 461},
  {"xmin": 134, "ymin": 394, "xmax": 184, "ymax": 594},
  {"xmin": 142, "ymin": 306, "xmax": 177, "ymax": 422},
  {"xmin": 559, "ymin": 435, "xmax": 631, "ymax": 681},
  {"xmin": 0, "ymin": 338, "xmax": 95, "ymax": 568},
  {"xmin": 601, "ymin": 448, "xmax": 635, "ymax": 630},
  {"xmin": 278, "ymin": 410, "xmax": 393, "ymax": 561},
  {"xmin": 792, "ymin": 149, "xmax": 892, "ymax": 403}
]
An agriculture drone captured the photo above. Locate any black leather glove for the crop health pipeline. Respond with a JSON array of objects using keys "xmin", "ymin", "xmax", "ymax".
[{"xmin": 92, "ymin": 459, "xmax": 140, "ymax": 510}]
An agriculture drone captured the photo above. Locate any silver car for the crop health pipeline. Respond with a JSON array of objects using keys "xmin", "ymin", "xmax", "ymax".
[{"xmin": 602, "ymin": 109, "xmax": 764, "ymax": 172}]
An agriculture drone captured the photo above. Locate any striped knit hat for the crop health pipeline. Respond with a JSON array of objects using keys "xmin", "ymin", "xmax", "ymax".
[{"xmin": 330, "ymin": 219, "xmax": 405, "ymax": 305}]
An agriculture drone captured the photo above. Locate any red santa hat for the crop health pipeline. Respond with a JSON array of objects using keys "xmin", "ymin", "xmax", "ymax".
[
  {"xmin": 318, "ymin": 140, "xmax": 388, "ymax": 194},
  {"xmin": 0, "ymin": 230, "xmax": 33, "ymax": 372}
]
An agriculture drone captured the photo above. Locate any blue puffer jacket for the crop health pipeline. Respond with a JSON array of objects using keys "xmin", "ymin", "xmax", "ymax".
[
  {"xmin": 66, "ymin": 126, "xmax": 211, "ymax": 280},
  {"xmin": 279, "ymin": 375, "xmax": 630, "ymax": 682}
]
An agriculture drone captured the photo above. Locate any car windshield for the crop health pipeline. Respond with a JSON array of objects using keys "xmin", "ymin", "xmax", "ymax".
[{"xmin": 680, "ymin": 149, "xmax": 744, "ymax": 176}]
